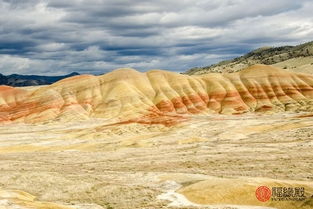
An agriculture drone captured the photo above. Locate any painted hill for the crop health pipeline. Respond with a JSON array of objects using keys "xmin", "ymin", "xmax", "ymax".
[
  {"xmin": 187, "ymin": 41, "xmax": 313, "ymax": 75},
  {"xmin": 0, "ymin": 72, "xmax": 79, "ymax": 87},
  {"xmin": 1, "ymin": 64, "xmax": 313, "ymax": 125}
]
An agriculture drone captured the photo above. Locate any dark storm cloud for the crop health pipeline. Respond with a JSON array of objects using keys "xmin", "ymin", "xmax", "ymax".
[{"xmin": 0, "ymin": 0, "xmax": 313, "ymax": 75}]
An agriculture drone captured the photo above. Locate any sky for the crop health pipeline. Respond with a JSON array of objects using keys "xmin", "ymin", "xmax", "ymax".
[{"xmin": 0, "ymin": 0, "xmax": 313, "ymax": 75}]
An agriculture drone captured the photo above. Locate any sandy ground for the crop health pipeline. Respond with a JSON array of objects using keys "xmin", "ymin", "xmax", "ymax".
[{"xmin": 0, "ymin": 112, "xmax": 313, "ymax": 209}]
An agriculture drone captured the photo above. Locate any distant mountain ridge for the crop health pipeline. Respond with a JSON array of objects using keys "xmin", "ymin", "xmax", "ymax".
[
  {"xmin": 0, "ymin": 72, "xmax": 80, "ymax": 87},
  {"xmin": 187, "ymin": 41, "xmax": 313, "ymax": 75}
]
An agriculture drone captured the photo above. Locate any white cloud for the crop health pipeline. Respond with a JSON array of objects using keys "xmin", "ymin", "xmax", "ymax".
[
  {"xmin": 37, "ymin": 42, "xmax": 67, "ymax": 51},
  {"xmin": 0, "ymin": 55, "xmax": 32, "ymax": 74},
  {"xmin": 0, "ymin": 1, "xmax": 65, "ymax": 27},
  {"xmin": 0, "ymin": 0, "xmax": 312, "ymax": 75}
]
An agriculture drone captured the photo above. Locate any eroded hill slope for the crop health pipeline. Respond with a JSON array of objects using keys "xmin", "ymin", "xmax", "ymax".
[{"xmin": 1, "ymin": 64, "xmax": 313, "ymax": 125}]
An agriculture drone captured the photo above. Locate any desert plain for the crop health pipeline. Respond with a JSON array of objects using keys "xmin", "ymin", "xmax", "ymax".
[{"xmin": 0, "ymin": 65, "xmax": 313, "ymax": 209}]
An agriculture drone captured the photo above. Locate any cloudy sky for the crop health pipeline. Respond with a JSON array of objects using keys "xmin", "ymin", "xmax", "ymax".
[{"xmin": 0, "ymin": 0, "xmax": 313, "ymax": 75}]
